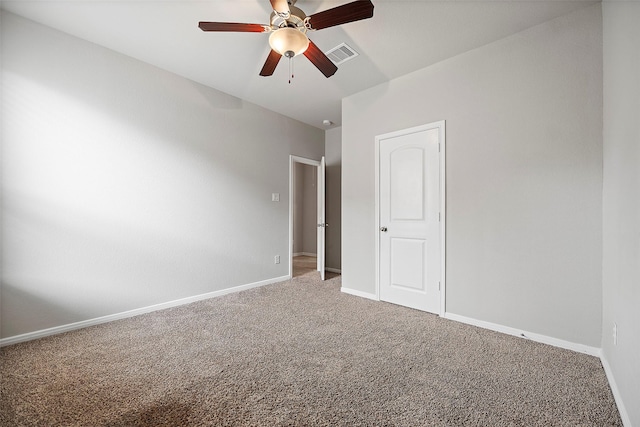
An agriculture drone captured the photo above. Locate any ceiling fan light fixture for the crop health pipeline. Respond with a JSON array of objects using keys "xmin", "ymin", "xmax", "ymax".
[{"xmin": 269, "ymin": 27, "xmax": 309, "ymax": 57}]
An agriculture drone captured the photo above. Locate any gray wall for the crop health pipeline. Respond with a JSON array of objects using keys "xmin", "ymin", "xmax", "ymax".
[
  {"xmin": 325, "ymin": 127, "xmax": 341, "ymax": 271},
  {"xmin": 342, "ymin": 5, "xmax": 603, "ymax": 347},
  {"xmin": 602, "ymin": 2, "xmax": 640, "ymax": 425},
  {"xmin": 0, "ymin": 12, "xmax": 325, "ymax": 339}
]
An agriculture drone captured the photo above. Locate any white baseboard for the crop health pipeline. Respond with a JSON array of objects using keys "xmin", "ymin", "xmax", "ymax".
[
  {"xmin": 340, "ymin": 287, "xmax": 378, "ymax": 301},
  {"xmin": 293, "ymin": 252, "xmax": 317, "ymax": 257},
  {"xmin": 326, "ymin": 267, "xmax": 342, "ymax": 274},
  {"xmin": 600, "ymin": 354, "xmax": 632, "ymax": 427},
  {"xmin": 0, "ymin": 275, "xmax": 290, "ymax": 347},
  {"xmin": 443, "ymin": 312, "xmax": 601, "ymax": 357}
]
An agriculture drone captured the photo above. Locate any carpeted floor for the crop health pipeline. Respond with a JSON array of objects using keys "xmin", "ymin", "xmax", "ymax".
[
  {"xmin": 0, "ymin": 267, "xmax": 622, "ymax": 426},
  {"xmin": 292, "ymin": 255, "xmax": 319, "ymax": 278}
]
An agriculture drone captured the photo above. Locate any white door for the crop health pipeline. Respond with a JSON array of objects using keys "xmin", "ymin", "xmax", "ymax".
[
  {"xmin": 378, "ymin": 123, "xmax": 443, "ymax": 313},
  {"xmin": 317, "ymin": 156, "xmax": 326, "ymax": 280}
]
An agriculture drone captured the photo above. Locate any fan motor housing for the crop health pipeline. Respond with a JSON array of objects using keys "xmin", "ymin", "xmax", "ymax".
[{"xmin": 270, "ymin": 6, "xmax": 307, "ymax": 31}]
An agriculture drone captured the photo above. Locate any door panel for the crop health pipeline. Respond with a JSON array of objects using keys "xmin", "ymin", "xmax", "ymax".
[
  {"xmin": 390, "ymin": 238, "xmax": 425, "ymax": 291},
  {"xmin": 379, "ymin": 126, "xmax": 441, "ymax": 313},
  {"xmin": 390, "ymin": 148, "xmax": 424, "ymax": 221}
]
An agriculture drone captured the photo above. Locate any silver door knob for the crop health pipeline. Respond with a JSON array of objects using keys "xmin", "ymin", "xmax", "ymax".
[
  {"xmin": 317, "ymin": 223, "xmax": 329, "ymax": 228},
  {"xmin": 380, "ymin": 226, "xmax": 388, "ymax": 232}
]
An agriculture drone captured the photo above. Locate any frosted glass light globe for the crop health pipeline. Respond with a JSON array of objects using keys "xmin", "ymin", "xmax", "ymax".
[{"xmin": 269, "ymin": 28, "xmax": 309, "ymax": 57}]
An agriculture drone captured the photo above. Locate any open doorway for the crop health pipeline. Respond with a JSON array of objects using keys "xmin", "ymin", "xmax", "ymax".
[
  {"xmin": 289, "ymin": 155, "xmax": 326, "ymax": 279},
  {"xmin": 293, "ymin": 162, "xmax": 317, "ymax": 277}
]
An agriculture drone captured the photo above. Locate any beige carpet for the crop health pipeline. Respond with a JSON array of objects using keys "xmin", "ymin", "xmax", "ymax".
[
  {"xmin": 293, "ymin": 255, "xmax": 319, "ymax": 278},
  {"xmin": 0, "ymin": 270, "xmax": 622, "ymax": 426}
]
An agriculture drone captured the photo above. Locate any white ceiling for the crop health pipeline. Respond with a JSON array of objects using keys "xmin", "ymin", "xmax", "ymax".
[{"xmin": 1, "ymin": 0, "xmax": 596, "ymax": 129}]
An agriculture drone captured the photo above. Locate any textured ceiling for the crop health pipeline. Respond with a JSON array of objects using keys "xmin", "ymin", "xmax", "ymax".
[{"xmin": 1, "ymin": 0, "xmax": 597, "ymax": 129}]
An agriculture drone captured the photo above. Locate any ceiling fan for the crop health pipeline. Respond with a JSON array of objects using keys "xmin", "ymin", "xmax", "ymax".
[{"xmin": 198, "ymin": 0, "xmax": 374, "ymax": 79}]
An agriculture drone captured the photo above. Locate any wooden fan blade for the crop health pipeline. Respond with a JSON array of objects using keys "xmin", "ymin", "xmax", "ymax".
[
  {"xmin": 198, "ymin": 22, "xmax": 268, "ymax": 33},
  {"xmin": 270, "ymin": 0, "xmax": 290, "ymax": 15},
  {"xmin": 260, "ymin": 50, "xmax": 283, "ymax": 76},
  {"xmin": 303, "ymin": 40, "xmax": 338, "ymax": 78},
  {"xmin": 307, "ymin": 0, "xmax": 374, "ymax": 31}
]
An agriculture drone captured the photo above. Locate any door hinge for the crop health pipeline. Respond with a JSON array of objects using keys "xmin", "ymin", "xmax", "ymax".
[
  {"xmin": 438, "ymin": 212, "xmax": 441, "ymax": 222},
  {"xmin": 438, "ymin": 143, "xmax": 441, "ymax": 152},
  {"xmin": 438, "ymin": 281, "xmax": 441, "ymax": 291}
]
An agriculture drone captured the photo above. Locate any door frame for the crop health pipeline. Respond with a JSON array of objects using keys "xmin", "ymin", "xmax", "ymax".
[
  {"xmin": 289, "ymin": 155, "xmax": 324, "ymax": 279},
  {"xmin": 374, "ymin": 120, "xmax": 446, "ymax": 316}
]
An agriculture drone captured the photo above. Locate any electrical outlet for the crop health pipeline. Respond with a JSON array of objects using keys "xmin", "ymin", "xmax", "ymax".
[
  {"xmin": 272, "ymin": 193, "xmax": 280, "ymax": 202},
  {"xmin": 274, "ymin": 255, "xmax": 280, "ymax": 264},
  {"xmin": 613, "ymin": 323, "xmax": 617, "ymax": 346}
]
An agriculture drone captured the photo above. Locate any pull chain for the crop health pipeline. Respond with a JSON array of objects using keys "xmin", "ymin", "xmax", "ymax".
[
  {"xmin": 285, "ymin": 50, "xmax": 295, "ymax": 84},
  {"xmin": 288, "ymin": 56, "xmax": 294, "ymax": 84}
]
